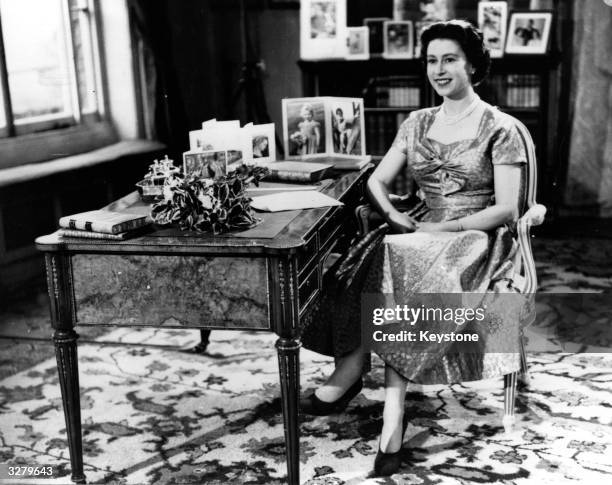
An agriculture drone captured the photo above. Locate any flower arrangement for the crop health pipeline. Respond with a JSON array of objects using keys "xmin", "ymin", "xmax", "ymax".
[{"xmin": 151, "ymin": 165, "xmax": 269, "ymax": 235}]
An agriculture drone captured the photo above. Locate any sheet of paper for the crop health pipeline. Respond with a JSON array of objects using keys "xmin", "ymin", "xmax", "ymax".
[{"xmin": 250, "ymin": 191, "xmax": 343, "ymax": 212}]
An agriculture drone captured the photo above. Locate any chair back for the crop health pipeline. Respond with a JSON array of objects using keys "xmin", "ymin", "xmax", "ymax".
[{"xmin": 512, "ymin": 119, "xmax": 541, "ymax": 295}]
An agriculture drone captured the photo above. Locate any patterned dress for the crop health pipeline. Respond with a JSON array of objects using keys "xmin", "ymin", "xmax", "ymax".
[
  {"xmin": 301, "ymin": 103, "xmax": 531, "ymax": 384},
  {"xmin": 298, "ymin": 119, "xmax": 321, "ymax": 155}
]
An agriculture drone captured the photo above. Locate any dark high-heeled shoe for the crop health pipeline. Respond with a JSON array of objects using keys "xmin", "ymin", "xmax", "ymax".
[
  {"xmin": 373, "ymin": 416, "xmax": 408, "ymax": 477},
  {"xmin": 299, "ymin": 377, "xmax": 363, "ymax": 416}
]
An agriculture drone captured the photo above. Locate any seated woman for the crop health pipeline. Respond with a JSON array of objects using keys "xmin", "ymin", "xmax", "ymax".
[{"xmin": 300, "ymin": 20, "xmax": 528, "ymax": 476}]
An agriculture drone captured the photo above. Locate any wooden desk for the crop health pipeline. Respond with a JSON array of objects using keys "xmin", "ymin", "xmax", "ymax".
[{"xmin": 35, "ymin": 167, "xmax": 370, "ymax": 485}]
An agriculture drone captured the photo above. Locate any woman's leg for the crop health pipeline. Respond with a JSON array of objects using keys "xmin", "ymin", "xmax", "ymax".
[
  {"xmin": 379, "ymin": 364, "xmax": 408, "ymax": 453},
  {"xmin": 315, "ymin": 345, "xmax": 365, "ymax": 402}
]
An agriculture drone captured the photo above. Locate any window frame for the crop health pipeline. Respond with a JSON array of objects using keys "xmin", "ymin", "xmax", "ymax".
[{"xmin": 0, "ymin": 0, "xmax": 118, "ymax": 170}]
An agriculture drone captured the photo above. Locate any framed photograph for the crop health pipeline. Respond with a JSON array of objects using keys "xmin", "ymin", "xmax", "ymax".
[
  {"xmin": 330, "ymin": 98, "xmax": 365, "ymax": 157},
  {"xmin": 248, "ymin": 123, "xmax": 276, "ymax": 163},
  {"xmin": 505, "ymin": 11, "xmax": 552, "ymax": 54},
  {"xmin": 419, "ymin": 0, "xmax": 454, "ymax": 21},
  {"xmin": 300, "ymin": 0, "xmax": 347, "ymax": 59},
  {"xmin": 364, "ymin": 17, "xmax": 390, "ymax": 55},
  {"xmin": 478, "ymin": 2, "xmax": 508, "ymax": 58},
  {"xmin": 183, "ymin": 150, "xmax": 228, "ymax": 180},
  {"xmin": 345, "ymin": 26, "xmax": 369, "ymax": 60},
  {"xmin": 282, "ymin": 97, "xmax": 327, "ymax": 158},
  {"xmin": 383, "ymin": 21, "xmax": 414, "ymax": 59}
]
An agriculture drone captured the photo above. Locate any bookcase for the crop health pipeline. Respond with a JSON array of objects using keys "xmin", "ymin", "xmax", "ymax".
[
  {"xmin": 299, "ymin": 53, "xmax": 562, "ymax": 200},
  {"xmin": 297, "ymin": 0, "xmax": 575, "ymax": 210}
]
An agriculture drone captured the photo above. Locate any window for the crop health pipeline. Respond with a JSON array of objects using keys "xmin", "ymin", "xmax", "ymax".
[{"xmin": 0, "ymin": 0, "xmax": 116, "ymax": 169}]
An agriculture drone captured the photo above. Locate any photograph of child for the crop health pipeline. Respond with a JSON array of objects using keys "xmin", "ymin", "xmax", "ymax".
[
  {"xmin": 309, "ymin": 0, "xmax": 337, "ymax": 39},
  {"xmin": 478, "ymin": 2, "xmax": 508, "ymax": 58},
  {"xmin": 331, "ymin": 100, "xmax": 362, "ymax": 156},
  {"xmin": 285, "ymin": 100, "xmax": 326, "ymax": 157}
]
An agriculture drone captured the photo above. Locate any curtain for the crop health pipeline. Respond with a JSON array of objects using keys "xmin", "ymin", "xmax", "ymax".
[
  {"xmin": 126, "ymin": 0, "xmax": 189, "ymax": 150},
  {"xmin": 564, "ymin": 0, "xmax": 612, "ymax": 216}
]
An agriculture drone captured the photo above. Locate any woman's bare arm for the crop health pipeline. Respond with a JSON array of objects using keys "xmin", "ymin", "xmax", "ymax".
[{"xmin": 367, "ymin": 145, "xmax": 417, "ymax": 233}]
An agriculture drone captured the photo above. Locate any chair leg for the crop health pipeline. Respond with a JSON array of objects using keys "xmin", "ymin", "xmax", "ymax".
[
  {"xmin": 519, "ymin": 334, "xmax": 530, "ymax": 387},
  {"xmin": 503, "ymin": 372, "xmax": 518, "ymax": 433}
]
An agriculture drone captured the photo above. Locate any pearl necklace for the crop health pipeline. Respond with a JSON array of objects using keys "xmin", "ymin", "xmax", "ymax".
[{"xmin": 438, "ymin": 95, "xmax": 481, "ymax": 125}]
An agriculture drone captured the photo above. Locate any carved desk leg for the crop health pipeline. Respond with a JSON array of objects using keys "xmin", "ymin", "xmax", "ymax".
[
  {"xmin": 273, "ymin": 258, "xmax": 301, "ymax": 485},
  {"xmin": 276, "ymin": 337, "xmax": 301, "ymax": 485},
  {"xmin": 45, "ymin": 253, "xmax": 86, "ymax": 484}
]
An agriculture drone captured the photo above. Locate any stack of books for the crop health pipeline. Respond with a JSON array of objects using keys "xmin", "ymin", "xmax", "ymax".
[
  {"xmin": 58, "ymin": 210, "xmax": 151, "ymax": 240},
  {"xmin": 262, "ymin": 161, "xmax": 333, "ymax": 183}
]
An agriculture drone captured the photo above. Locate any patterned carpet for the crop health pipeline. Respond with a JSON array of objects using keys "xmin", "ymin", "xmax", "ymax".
[{"xmin": 0, "ymin": 237, "xmax": 611, "ymax": 485}]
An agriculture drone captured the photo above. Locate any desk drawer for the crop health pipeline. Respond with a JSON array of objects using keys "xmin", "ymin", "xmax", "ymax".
[
  {"xmin": 298, "ymin": 264, "xmax": 319, "ymax": 314},
  {"xmin": 319, "ymin": 207, "xmax": 345, "ymax": 249},
  {"xmin": 297, "ymin": 232, "xmax": 318, "ymax": 273},
  {"xmin": 71, "ymin": 254, "xmax": 270, "ymax": 329}
]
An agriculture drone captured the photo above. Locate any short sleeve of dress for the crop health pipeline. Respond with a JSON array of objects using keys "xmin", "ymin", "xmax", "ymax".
[
  {"xmin": 391, "ymin": 112, "xmax": 415, "ymax": 155},
  {"xmin": 491, "ymin": 122, "xmax": 528, "ymax": 165}
]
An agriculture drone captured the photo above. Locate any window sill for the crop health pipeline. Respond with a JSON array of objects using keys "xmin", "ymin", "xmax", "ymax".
[
  {"xmin": 0, "ymin": 140, "xmax": 166, "ymax": 188},
  {"xmin": 0, "ymin": 122, "xmax": 120, "ymax": 170}
]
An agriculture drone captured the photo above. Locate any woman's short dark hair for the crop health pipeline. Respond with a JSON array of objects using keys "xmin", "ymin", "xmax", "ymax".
[{"xmin": 420, "ymin": 20, "xmax": 491, "ymax": 85}]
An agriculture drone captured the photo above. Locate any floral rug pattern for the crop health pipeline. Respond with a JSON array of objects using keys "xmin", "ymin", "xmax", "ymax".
[{"xmin": 0, "ymin": 238, "xmax": 611, "ymax": 484}]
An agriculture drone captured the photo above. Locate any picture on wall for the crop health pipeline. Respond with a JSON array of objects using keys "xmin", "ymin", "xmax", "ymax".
[
  {"xmin": 300, "ymin": 0, "xmax": 347, "ymax": 59},
  {"xmin": 505, "ymin": 11, "xmax": 552, "ymax": 54},
  {"xmin": 282, "ymin": 98, "xmax": 327, "ymax": 157},
  {"xmin": 346, "ymin": 26, "xmax": 369, "ymax": 60},
  {"xmin": 419, "ymin": 0, "xmax": 454, "ymax": 21},
  {"xmin": 309, "ymin": 0, "xmax": 337, "ymax": 38},
  {"xmin": 330, "ymin": 99, "xmax": 364, "ymax": 156},
  {"xmin": 478, "ymin": 1, "xmax": 508, "ymax": 58},
  {"xmin": 383, "ymin": 20, "xmax": 414, "ymax": 59},
  {"xmin": 282, "ymin": 97, "xmax": 366, "ymax": 159},
  {"xmin": 183, "ymin": 150, "xmax": 228, "ymax": 180}
]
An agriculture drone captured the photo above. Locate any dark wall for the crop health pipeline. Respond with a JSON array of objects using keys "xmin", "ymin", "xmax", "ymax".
[{"xmin": 150, "ymin": 0, "xmax": 301, "ymax": 160}]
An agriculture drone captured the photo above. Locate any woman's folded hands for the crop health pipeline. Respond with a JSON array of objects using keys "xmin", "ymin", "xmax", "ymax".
[{"xmin": 387, "ymin": 211, "xmax": 418, "ymax": 233}]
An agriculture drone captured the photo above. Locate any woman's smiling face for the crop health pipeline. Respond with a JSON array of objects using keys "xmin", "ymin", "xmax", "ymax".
[{"xmin": 426, "ymin": 38, "xmax": 473, "ymax": 100}]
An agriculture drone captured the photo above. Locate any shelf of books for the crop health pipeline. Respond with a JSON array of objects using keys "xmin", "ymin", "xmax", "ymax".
[
  {"xmin": 300, "ymin": 54, "xmax": 559, "ymax": 172},
  {"xmin": 363, "ymin": 74, "xmax": 421, "ymax": 157}
]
